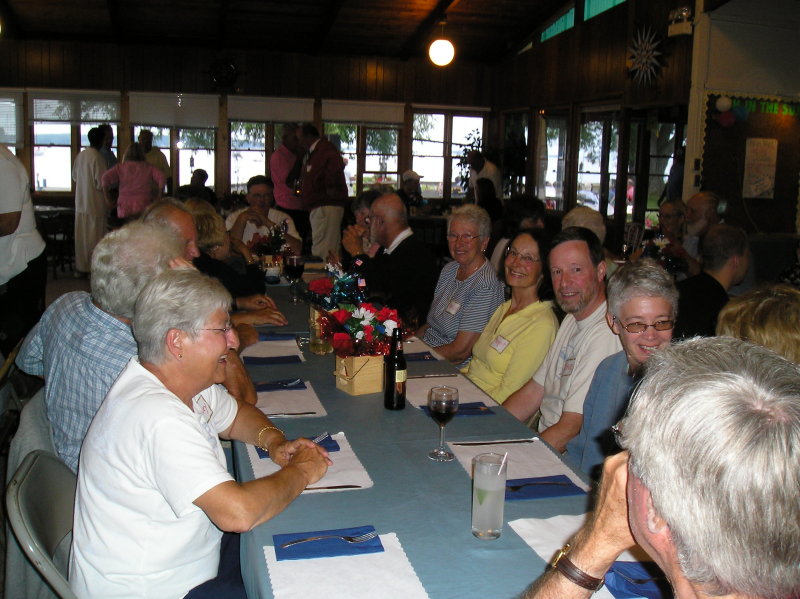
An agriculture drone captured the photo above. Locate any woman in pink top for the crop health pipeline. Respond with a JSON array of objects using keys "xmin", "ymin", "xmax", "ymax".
[{"xmin": 102, "ymin": 142, "xmax": 166, "ymax": 220}]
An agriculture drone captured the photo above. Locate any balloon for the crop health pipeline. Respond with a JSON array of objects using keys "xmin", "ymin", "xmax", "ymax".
[
  {"xmin": 715, "ymin": 96, "xmax": 732, "ymax": 112},
  {"xmin": 732, "ymin": 105, "xmax": 749, "ymax": 121},
  {"xmin": 718, "ymin": 111, "xmax": 735, "ymax": 127}
]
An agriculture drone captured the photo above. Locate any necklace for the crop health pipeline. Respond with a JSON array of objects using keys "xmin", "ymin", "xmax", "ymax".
[{"xmin": 457, "ymin": 258, "xmax": 484, "ymax": 281}]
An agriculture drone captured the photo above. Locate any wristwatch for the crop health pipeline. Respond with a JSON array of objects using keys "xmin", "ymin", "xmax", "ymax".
[{"xmin": 550, "ymin": 544, "xmax": 605, "ymax": 591}]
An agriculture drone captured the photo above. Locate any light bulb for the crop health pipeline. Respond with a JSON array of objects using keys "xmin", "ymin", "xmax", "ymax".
[{"xmin": 428, "ymin": 39, "xmax": 455, "ymax": 67}]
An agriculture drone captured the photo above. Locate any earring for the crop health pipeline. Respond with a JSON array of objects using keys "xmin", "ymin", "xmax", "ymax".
[{"xmin": 178, "ymin": 354, "xmax": 183, "ymax": 359}]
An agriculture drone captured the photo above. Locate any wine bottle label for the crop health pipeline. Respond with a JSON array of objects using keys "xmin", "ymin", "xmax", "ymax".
[{"xmin": 395, "ymin": 369, "xmax": 407, "ymax": 383}]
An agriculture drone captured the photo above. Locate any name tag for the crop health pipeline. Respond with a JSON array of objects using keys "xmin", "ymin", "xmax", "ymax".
[
  {"xmin": 306, "ymin": 165, "xmax": 312, "ymax": 172},
  {"xmin": 490, "ymin": 335, "xmax": 510, "ymax": 353},
  {"xmin": 445, "ymin": 300, "xmax": 461, "ymax": 315},
  {"xmin": 560, "ymin": 357, "xmax": 575, "ymax": 377}
]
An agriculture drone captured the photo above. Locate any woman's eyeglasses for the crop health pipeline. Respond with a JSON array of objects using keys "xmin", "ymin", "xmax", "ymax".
[
  {"xmin": 613, "ymin": 317, "xmax": 674, "ymax": 333},
  {"xmin": 202, "ymin": 324, "xmax": 233, "ymax": 335},
  {"xmin": 446, "ymin": 233, "xmax": 480, "ymax": 242},
  {"xmin": 505, "ymin": 246, "xmax": 541, "ymax": 265}
]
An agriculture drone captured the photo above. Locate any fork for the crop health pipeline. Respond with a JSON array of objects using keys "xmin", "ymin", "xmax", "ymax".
[
  {"xmin": 311, "ymin": 432, "xmax": 329, "ymax": 444},
  {"xmin": 279, "ymin": 530, "xmax": 378, "ymax": 548},
  {"xmin": 506, "ymin": 481, "xmax": 573, "ymax": 492}
]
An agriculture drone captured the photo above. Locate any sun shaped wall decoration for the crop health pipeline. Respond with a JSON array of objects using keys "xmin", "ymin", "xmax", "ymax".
[{"xmin": 627, "ymin": 26, "xmax": 662, "ymax": 86}]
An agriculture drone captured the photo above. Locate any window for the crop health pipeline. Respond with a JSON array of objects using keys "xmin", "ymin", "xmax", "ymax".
[
  {"xmin": 79, "ymin": 123, "xmax": 117, "ymax": 154},
  {"xmin": 584, "ymin": 0, "xmax": 625, "ymax": 20},
  {"xmin": 177, "ymin": 128, "xmax": 215, "ymax": 187},
  {"xmin": 643, "ymin": 121, "xmax": 686, "ymax": 227},
  {"xmin": 535, "ymin": 112, "xmax": 568, "ymax": 210},
  {"xmin": 324, "ymin": 123, "xmax": 399, "ymax": 197},
  {"xmin": 577, "ymin": 111, "xmax": 622, "ymax": 218},
  {"xmin": 412, "ymin": 112, "xmax": 486, "ymax": 201},
  {"xmin": 0, "ymin": 91, "xmax": 23, "ymax": 147},
  {"xmin": 541, "ymin": 7, "xmax": 575, "ymax": 42},
  {"xmin": 132, "ymin": 124, "xmax": 171, "ymax": 176},
  {"xmin": 30, "ymin": 91, "xmax": 120, "ymax": 192},
  {"xmin": 503, "ymin": 111, "xmax": 529, "ymax": 196},
  {"xmin": 230, "ymin": 122, "xmax": 267, "ymax": 192},
  {"xmin": 33, "ymin": 122, "xmax": 71, "ymax": 191}
]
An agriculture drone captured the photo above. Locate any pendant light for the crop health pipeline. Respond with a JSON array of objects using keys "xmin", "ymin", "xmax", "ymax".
[{"xmin": 428, "ymin": 19, "xmax": 455, "ymax": 67}]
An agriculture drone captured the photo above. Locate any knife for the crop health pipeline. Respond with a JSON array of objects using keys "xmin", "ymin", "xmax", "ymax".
[
  {"xmin": 305, "ymin": 484, "xmax": 363, "ymax": 490},
  {"xmin": 265, "ymin": 411, "xmax": 317, "ymax": 417},
  {"xmin": 452, "ymin": 439, "xmax": 536, "ymax": 446},
  {"xmin": 407, "ymin": 373, "xmax": 459, "ymax": 379}
]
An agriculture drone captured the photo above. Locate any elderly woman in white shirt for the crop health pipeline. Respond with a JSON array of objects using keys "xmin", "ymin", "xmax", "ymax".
[
  {"xmin": 70, "ymin": 269, "xmax": 330, "ymax": 599},
  {"xmin": 418, "ymin": 204, "xmax": 504, "ymax": 364}
]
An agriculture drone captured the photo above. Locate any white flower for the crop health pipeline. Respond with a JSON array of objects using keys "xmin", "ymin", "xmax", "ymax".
[
  {"xmin": 355, "ymin": 330, "xmax": 365, "ymax": 340},
  {"xmin": 383, "ymin": 319, "xmax": 398, "ymax": 336},
  {"xmin": 352, "ymin": 306, "xmax": 375, "ymax": 321}
]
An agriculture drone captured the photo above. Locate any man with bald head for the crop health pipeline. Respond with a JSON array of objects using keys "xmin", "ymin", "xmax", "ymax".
[
  {"xmin": 683, "ymin": 191, "xmax": 723, "ymax": 262},
  {"xmin": 342, "ymin": 192, "xmax": 438, "ymax": 327},
  {"xmin": 141, "ymin": 198, "xmax": 201, "ymax": 261}
]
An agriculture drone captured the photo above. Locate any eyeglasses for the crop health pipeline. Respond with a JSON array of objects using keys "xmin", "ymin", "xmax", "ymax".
[
  {"xmin": 364, "ymin": 214, "xmax": 384, "ymax": 226},
  {"xmin": 613, "ymin": 317, "xmax": 674, "ymax": 333},
  {"xmin": 202, "ymin": 323, "xmax": 233, "ymax": 335},
  {"xmin": 447, "ymin": 233, "xmax": 481, "ymax": 242},
  {"xmin": 505, "ymin": 246, "xmax": 541, "ymax": 265},
  {"xmin": 611, "ymin": 421, "xmax": 624, "ymax": 448}
]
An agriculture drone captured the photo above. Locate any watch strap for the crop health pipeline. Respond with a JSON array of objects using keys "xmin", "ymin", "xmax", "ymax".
[{"xmin": 551, "ymin": 544, "xmax": 605, "ymax": 591}]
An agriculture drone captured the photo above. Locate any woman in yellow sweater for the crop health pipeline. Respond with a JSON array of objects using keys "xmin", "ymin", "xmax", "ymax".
[{"xmin": 464, "ymin": 228, "xmax": 558, "ymax": 403}]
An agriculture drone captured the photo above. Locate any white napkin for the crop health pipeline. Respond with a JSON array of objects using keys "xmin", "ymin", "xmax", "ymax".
[
  {"xmin": 246, "ymin": 432, "xmax": 374, "ymax": 492},
  {"xmin": 241, "ymin": 339, "xmax": 305, "ymax": 362},
  {"xmin": 449, "ymin": 438, "xmax": 590, "ymax": 490},
  {"xmin": 509, "ymin": 514, "xmax": 654, "ymax": 599},
  {"xmin": 404, "ymin": 336, "xmax": 445, "ymax": 360},
  {"xmin": 406, "ymin": 373, "xmax": 498, "ymax": 408},
  {"xmin": 264, "ymin": 533, "xmax": 429, "ymax": 599},
  {"xmin": 256, "ymin": 381, "xmax": 327, "ymax": 418}
]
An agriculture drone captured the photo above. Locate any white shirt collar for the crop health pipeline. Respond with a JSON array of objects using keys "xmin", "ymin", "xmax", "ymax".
[
  {"xmin": 385, "ymin": 228, "xmax": 413, "ymax": 255},
  {"xmin": 309, "ymin": 138, "xmax": 320, "ymax": 153}
]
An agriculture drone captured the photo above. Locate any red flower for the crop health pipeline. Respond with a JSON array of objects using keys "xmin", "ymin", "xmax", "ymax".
[
  {"xmin": 376, "ymin": 306, "xmax": 398, "ymax": 322},
  {"xmin": 332, "ymin": 309, "xmax": 351, "ymax": 325},
  {"xmin": 360, "ymin": 302, "xmax": 377, "ymax": 314},
  {"xmin": 363, "ymin": 324, "xmax": 374, "ymax": 342},
  {"xmin": 308, "ymin": 277, "xmax": 334, "ymax": 295},
  {"xmin": 332, "ymin": 332, "xmax": 355, "ymax": 357}
]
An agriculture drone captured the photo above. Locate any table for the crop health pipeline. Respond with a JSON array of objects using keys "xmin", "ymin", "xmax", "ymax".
[{"xmin": 236, "ymin": 301, "xmax": 593, "ymax": 598}]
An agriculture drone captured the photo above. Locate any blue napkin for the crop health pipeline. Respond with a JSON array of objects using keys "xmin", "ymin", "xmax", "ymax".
[
  {"xmin": 242, "ymin": 355, "xmax": 302, "ymax": 366},
  {"xmin": 254, "ymin": 378, "xmax": 307, "ymax": 392},
  {"xmin": 258, "ymin": 331, "xmax": 296, "ymax": 341},
  {"xmin": 420, "ymin": 401, "xmax": 494, "ymax": 416},
  {"xmin": 274, "ymin": 525, "xmax": 383, "ymax": 561},
  {"xmin": 404, "ymin": 351, "xmax": 436, "ymax": 362},
  {"xmin": 255, "ymin": 434, "xmax": 340, "ymax": 459},
  {"xmin": 605, "ymin": 561, "xmax": 670, "ymax": 599},
  {"xmin": 504, "ymin": 475, "xmax": 587, "ymax": 501}
]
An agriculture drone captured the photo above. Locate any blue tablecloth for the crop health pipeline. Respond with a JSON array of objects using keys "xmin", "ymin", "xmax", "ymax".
[{"xmin": 236, "ymin": 299, "xmax": 593, "ymax": 598}]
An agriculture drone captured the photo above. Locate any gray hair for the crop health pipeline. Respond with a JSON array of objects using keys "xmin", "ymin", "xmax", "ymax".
[
  {"xmin": 448, "ymin": 204, "xmax": 491, "ymax": 239},
  {"xmin": 620, "ymin": 337, "xmax": 800, "ymax": 598},
  {"xmin": 606, "ymin": 258, "xmax": 678, "ymax": 319},
  {"xmin": 90, "ymin": 221, "xmax": 183, "ymax": 319},
  {"xmin": 133, "ymin": 269, "xmax": 232, "ymax": 364}
]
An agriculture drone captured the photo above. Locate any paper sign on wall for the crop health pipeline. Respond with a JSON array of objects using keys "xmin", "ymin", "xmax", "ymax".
[{"xmin": 742, "ymin": 138, "xmax": 778, "ymax": 199}]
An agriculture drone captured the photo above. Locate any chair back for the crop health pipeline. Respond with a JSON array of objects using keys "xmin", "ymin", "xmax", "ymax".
[{"xmin": 6, "ymin": 450, "xmax": 78, "ymax": 599}]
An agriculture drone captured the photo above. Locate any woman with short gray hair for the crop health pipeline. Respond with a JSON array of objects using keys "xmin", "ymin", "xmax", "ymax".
[
  {"xmin": 418, "ymin": 204, "xmax": 504, "ymax": 364},
  {"xmin": 71, "ymin": 269, "xmax": 330, "ymax": 598}
]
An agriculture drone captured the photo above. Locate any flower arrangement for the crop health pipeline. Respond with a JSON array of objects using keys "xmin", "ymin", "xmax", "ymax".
[
  {"xmin": 318, "ymin": 303, "xmax": 401, "ymax": 357},
  {"xmin": 247, "ymin": 221, "xmax": 287, "ymax": 256},
  {"xmin": 306, "ymin": 262, "xmax": 367, "ymax": 310}
]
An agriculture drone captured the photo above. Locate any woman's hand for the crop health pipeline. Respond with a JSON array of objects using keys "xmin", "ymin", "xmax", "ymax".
[
  {"xmin": 236, "ymin": 293, "xmax": 277, "ymax": 311},
  {"xmin": 232, "ymin": 308, "xmax": 288, "ymax": 327}
]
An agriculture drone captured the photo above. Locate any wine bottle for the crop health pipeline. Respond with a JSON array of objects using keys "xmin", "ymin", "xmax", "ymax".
[{"xmin": 384, "ymin": 328, "xmax": 406, "ymax": 410}]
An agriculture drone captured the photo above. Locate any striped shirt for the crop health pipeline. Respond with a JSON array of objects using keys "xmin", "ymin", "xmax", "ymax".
[
  {"xmin": 423, "ymin": 260, "xmax": 504, "ymax": 347},
  {"xmin": 16, "ymin": 291, "xmax": 137, "ymax": 473}
]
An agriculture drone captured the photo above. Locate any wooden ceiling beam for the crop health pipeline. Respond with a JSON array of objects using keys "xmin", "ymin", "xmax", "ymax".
[
  {"xmin": 105, "ymin": 0, "xmax": 124, "ymax": 42},
  {"xmin": 0, "ymin": 0, "xmax": 21, "ymax": 38},
  {"xmin": 399, "ymin": 0, "xmax": 464, "ymax": 60},
  {"xmin": 311, "ymin": 0, "xmax": 346, "ymax": 54}
]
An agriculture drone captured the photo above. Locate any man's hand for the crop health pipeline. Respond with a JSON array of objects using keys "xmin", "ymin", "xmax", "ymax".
[
  {"xmin": 240, "ymin": 208, "xmax": 275, "ymax": 229},
  {"xmin": 342, "ymin": 224, "xmax": 368, "ymax": 256},
  {"xmin": 234, "ymin": 323, "xmax": 258, "ymax": 350},
  {"xmin": 236, "ymin": 293, "xmax": 277, "ymax": 311},
  {"xmin": 583, "ymin": 452, "xmax": 636, "ymax": 559}
]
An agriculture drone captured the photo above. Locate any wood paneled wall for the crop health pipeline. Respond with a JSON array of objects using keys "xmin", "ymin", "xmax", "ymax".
[{"xmin": 0, "ymin": 39, "xmax": 492, "ymax": 108}]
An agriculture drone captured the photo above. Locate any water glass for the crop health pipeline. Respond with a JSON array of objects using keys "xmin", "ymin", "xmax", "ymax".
[{"xmin": 471, "ymin": 453, "xmax": 506, "ymax": 540}]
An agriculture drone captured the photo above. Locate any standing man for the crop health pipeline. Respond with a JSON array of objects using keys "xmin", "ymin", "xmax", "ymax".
[
  {"xmin": 503, "ymin": 227, "xmax": 621, "ymax": 452},
  {"xmin": 297, "ymin": 123, "xmax": 348, "ymax": 259},
  {"xmin": 521, "ymin": 337, "xmax": 800, "ymax": 599},
  {"xmin": 138, "ymin": 129, "xmax": 171, "ymax": 195},
  {"xmin": 73, "ymin": 126, "xmax": 107, "ymax": 276},
  {"xmin": 270, "ymin": 123, "xmax": 311, "ymax": 250},
  {"xmin": 467, "ymin": 150, "xmax": 502, "ymax": 203},
  {"xmin": 0, "ymin": 145, "xmax": 46, "ymax": 357},
  {"xmin": 98, "ymin": 124, "xmax": 118, "ymax": 169}
]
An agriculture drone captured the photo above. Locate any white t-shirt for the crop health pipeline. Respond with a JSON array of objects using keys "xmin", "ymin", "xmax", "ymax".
[
  {"xmin": 225, "ymin": 206, "xmax": 299, "ymax": 246},
  {"xmin": 0, "ymin": 146, "xmax": 45, "ymax": 284},
  {"xmin": 469, "ymin": 159, "xmax": 502, "ymax": 200},
  {"xmin": 70, "ymin": 358, "xmax": 238, "ymax": 599},
  {"xmin": 533, "ymin": 302, "xmax": 621, "ymax": 430}
]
